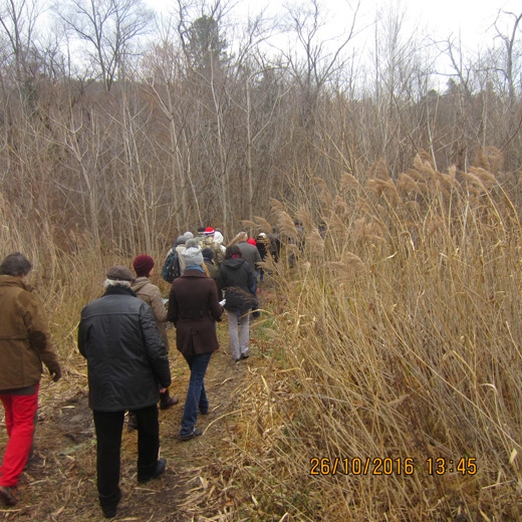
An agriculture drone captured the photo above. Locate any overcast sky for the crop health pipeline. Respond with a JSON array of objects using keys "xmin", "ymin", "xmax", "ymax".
[{"xmin": 234, "ymin": 0, "xmax": 520, "ymax": 49}]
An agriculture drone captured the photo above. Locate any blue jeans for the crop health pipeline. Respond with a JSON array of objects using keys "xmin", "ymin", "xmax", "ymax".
[{"xmin": 180, "ymin": 352, "xmax": 212, "ymax": 437}]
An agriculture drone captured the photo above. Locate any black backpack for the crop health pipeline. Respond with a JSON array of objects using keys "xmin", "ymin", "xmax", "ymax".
[{"xmin": 162, "ymin": 248, "xmax": 181, "ymax": 283}]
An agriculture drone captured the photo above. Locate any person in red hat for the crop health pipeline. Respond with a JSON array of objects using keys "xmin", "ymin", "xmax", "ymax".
[
  {"xmin": 132, "ymin": 255, "xmax": 178, "ymax": 413},
  {"xmin": 201, "ymin": 227, "xmax": 225, "ymax": 267}
]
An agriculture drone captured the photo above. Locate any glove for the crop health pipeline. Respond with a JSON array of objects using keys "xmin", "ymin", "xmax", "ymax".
[{"xmin": 48, "ymin": 364, "xmax": 62, "ymax": 382}]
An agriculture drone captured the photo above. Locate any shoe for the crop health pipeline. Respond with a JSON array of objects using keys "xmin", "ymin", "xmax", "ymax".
[
  {"xmin": 160, "ymin": 396, "xmax": 179, "ymax": 410},
  {"xmin": 103, "ymin": 507, "xmax": 117, "ymax": 518},
  {"xmin": 240, "ymin": 353, "xmax": 250, "ymax": 360},
  {"xmin": 138, "ymin": 458, "xmax": 166, "ymax": 483},
  {"xmin": 0, "ymin": 486, "xmax": 18, "ymax": 506},
  {"xmin": 200, "ymin": 409, "xmax": 209, "ymax": 415},
  {"xmin": 179, "ymin": 428, "xmax": 202, "ymax": 441}
]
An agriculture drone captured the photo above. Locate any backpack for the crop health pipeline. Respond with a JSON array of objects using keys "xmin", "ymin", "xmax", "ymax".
[{"xmin": 161, "ymin": 248, "xmax": 181, "ymax": 283}]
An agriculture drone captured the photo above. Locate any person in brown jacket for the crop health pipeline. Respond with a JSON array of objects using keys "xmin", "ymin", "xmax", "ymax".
[
  {"xmin": 132, "ymin": 255, "xmax": 179, "ymax": 412},
  {"xmin": 167, "ymin": 246, "xmax": 223, "ymax": 441},
  {"xmin": 0, "ymin": 253, "xmax": 61, "ymax": 507}
]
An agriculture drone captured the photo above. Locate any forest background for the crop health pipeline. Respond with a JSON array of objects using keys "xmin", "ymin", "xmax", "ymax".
[{"xmin": 3, "ymin": 0, "xmax": 522, "ymax": 519}]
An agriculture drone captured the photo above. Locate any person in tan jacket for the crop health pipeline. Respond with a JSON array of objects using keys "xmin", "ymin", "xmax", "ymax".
[
  {"xmin": 132, "ymin": 255, "xmax": 178, "ymax": 412},
  {"xmin": 0, "ymin": 253, "xmax": 61, "ymax": 507}
]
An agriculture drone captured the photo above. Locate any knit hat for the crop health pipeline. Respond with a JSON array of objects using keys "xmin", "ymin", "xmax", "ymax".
[
  {"xmin": 175, "ymin": 235, "xmax": 187, "ymax": 245},
  {"xmin": 185, "ymin": 238, "xmax": 198, "ymax": 249},
  {"xmin": 202, "ymin": 248, "xmax": 214, "ymax": 261},
  {"xmin": 133, "ymin": 255, "xmax": 154, "ymax": 277},
  {"xmin": 247, "ymin": 238, "xmax": 257, "ymax": 246},
  {"xmin": 107, "ymin": 265, "xmax": 135, "ymax": 282},
  {"xmin": 184, "ymin": 231, "xmax": 194, "ymax": 239},
  {"xmin": 182, "ymin": 246, "xmax": 204, "ymax": 267},
  {"xmin": 204, "ymin": 227, "xmax": 215, "ymax": 236}
]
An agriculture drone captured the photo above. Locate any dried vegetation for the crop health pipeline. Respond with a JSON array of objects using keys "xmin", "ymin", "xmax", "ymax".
[{"xmin": 3, "ymin": 152, "xmax": 522, "ymax": 520}]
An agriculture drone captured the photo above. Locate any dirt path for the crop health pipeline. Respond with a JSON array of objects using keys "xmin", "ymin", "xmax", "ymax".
[{"xmin": 0, "ymin": 316, "xmax": 260, "ymax": 521}]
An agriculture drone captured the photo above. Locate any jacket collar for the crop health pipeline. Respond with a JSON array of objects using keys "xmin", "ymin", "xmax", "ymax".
[
  {"xmin": 0, "ymin": 274, "xmax": 31, "ymax": 291},
  {"xmin": 104, "ymin": 286, "xmax": 137, "ymax": 297}
]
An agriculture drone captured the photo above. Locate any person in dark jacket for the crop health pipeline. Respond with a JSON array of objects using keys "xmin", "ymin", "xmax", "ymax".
[
  {"xmin": 0, "ymin": 253, "xmax": 61, "ymax": 507},
  {"xmin": 78, "ymin": 265, "xmax": 171, "ymax": 519},
  {"xmin": 167, "ymin": 247, "xmax": 223, "ymax": 441},
  {"xmin": 218, "ymin": 245, "xmax": 257, "ymax": 361},
  {"xmin": 202, "ymin": 248, "xmax": 220, "ymax": 288}
]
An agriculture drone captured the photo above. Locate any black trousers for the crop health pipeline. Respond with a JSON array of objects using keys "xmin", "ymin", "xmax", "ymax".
[{"xmin": 93, "ymin": 404, "xmax": 159, "ymax": 510}]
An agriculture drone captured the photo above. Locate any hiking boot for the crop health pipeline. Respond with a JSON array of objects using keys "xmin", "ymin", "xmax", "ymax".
[
  {"xmin": 159, "ymin": 396, "xmax": 179, "ymax": 410},
  {"xmin": 179, "ymin": 428, "xmax": 202, "ymax": 441},
  {"xmin": 0, "ymin": 486, "xmax": 18, "ymax": 506},
  {"xmin": 137, "ymin": 458, "xmax": 166, "ymax": 483}
]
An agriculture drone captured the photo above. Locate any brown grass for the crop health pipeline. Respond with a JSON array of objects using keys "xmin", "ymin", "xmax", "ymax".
[{"xmin": 3, "ymin": 154, "xmax": 522, "ymax": 520}]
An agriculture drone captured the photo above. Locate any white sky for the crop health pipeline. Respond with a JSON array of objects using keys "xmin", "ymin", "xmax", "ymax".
[{"xmin": 231, "ymin": 0, "xmax": 521, "ymax": 49}]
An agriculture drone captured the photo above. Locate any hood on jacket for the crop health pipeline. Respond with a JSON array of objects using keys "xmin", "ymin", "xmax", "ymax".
[
  {"xmin": 131, "ymin": 277, "xmax": 150, "ymax": 293},
  {"xmin": 222, "ymin": 258, "xmax": 245, "ymax": 270},
  {"xmin": 214, "ymin": 231, "xmax": 224, "ymax": 244}
]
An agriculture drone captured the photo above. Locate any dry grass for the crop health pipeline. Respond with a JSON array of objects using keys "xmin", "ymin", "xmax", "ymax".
[
  {"xmin": 225, "ymin": 157, "xmax": 522, "ymax": 520},
  {"xmin": 3, "ymin": 154, "xmax": 522, "ymax": 520}
]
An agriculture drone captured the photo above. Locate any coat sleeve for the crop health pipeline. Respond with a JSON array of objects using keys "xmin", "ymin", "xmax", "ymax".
[
  {"xmin": 23, "ymin": 291, "xmax": 61, "ymax": 374},
  {"xmin": 247, "ymin": 265, "xmax": 256, "ymax": 296},
  {"xmin": 166, "ymin": 283, "xmax": 179, "ymax": 325},
  {"xmin": 140, "ymin": 303, "xmax": 171, "ymax": 389},
  {"xmin": 148, "ymin": 284, "xmax": 168, "ymax": 323},
  {"xmin": 208, "ymin": 280, "xmax": 223, "ymax": 322}
]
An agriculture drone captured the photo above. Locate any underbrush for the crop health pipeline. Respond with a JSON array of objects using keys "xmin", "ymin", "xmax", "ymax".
[
  {"xmin": 3, "ymin": 153, "xmax": 522, "ymax": 520},
  {"xmin": 232, "ymin": 155, "xmax": 522, "ymax": 520}
]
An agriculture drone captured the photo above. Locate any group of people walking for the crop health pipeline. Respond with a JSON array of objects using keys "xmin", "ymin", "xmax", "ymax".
[{"xmin": 0, "ymin": 226, "xmax": 279, "ymax": 518}]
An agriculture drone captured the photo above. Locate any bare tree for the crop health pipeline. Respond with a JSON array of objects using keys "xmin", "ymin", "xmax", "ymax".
[
  {"xmin": 0, "ymin": 0, "xmax": 42, "ymax": 83},
  {"xmin": 493, "ymin": 9, "xmax": 522, "ymax": 104},
  {"xmin": 56, "ymin": 0, "xmax": 154, "ymax": 91}
]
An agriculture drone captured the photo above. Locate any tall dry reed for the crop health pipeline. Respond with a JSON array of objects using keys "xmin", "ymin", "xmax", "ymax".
[{"xmin": 233, "ymin": 154, "xmax": 522, "ymax": 520}]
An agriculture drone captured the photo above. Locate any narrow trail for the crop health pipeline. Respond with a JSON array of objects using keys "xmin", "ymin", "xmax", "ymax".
[{"xmin": 0, "ymin": 314, "xmax": 263, "ymax": 521}]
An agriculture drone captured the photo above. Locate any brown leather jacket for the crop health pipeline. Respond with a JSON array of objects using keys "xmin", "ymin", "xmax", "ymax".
[{"xmin": 0, "ymin": 275, "xmax": 60, "ymax": 390}]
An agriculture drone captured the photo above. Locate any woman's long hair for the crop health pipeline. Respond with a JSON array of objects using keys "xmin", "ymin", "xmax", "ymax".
[{"xmin": 225, "ymin": 244, "xmax": 242, "ymax": 259}]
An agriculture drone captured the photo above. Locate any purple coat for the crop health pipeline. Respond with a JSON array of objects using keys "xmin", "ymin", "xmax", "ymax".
[{"xmin": 167, "ymin": 269, "xmax": 223, "ymax": 357}]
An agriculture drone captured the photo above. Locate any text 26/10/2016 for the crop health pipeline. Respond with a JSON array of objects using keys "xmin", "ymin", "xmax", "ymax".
[{"xmin": 310, "ymin": 457, "xmax": 477, "ymax": 476}]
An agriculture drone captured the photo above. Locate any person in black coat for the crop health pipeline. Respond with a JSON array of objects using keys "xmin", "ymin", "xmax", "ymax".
[
  {"xmin": 218, "ymin": 245, "xmax": 257, "ymax": 361},
  {"xmin": 78, "ymin": 265, "xmax": 171, "ymax": 519}
]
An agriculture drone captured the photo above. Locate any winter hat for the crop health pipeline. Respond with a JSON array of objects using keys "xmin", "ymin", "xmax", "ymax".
[
  {"xmin": 247, "ymin": 238, "xmax": 257, "ymax": 246},
  {"xmin": 133, "ymin": 255, "xmax": 154, "ymax": 277},
  {"xmin": 107, "ymin": 265, "xmax": 135, "ymax": 282},
  {"xmin": 202, "ymin": 248, "xmax": 214, "ymax": 261},
  {"xmin": 175, "ymin": 235, "xmax": 187, "ymax": 245},
  {"xmin": 182, "ymin": 246, "xmax": 204, "ymax": 267},
  {"xmin": 184, "ymin": 231, "xmax": 194, "ymax": 239},
  {"xmin": 185, "ymin": 238, "xmax": 198, "ymax": 249},
  {"xmin": 204, "ymin": 227, "xmax": 215, "ymax": 236}
]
